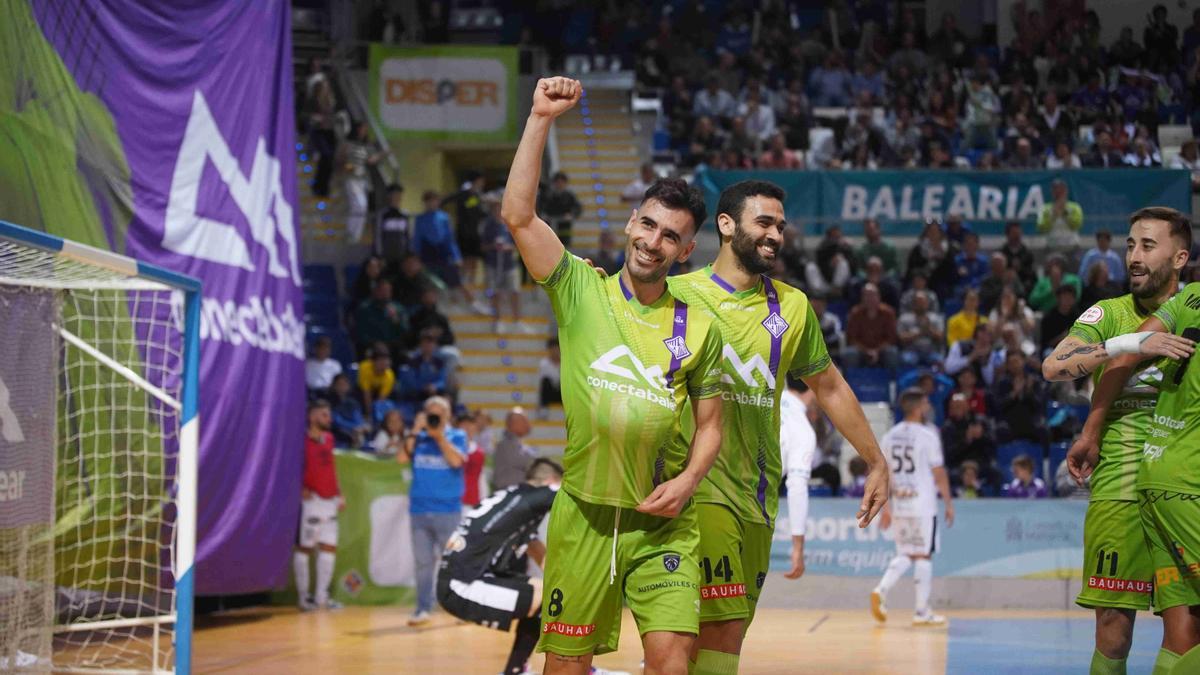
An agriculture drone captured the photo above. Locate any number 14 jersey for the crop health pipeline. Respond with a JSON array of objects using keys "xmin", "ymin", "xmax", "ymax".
[{"xmin": 880, "ymin": 421, "xmax": 944, "ymax": 518}]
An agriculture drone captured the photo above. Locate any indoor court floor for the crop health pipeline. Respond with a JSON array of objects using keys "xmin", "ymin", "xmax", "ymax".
[{"xmin": 193, "ymin": 604, "xmax": 1165, "ymax": 673}]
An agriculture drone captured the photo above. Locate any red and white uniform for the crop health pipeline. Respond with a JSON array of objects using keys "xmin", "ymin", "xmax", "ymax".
[{"xmin": 300, "ymin": 431, "xmax": 340, "ymax": 547}]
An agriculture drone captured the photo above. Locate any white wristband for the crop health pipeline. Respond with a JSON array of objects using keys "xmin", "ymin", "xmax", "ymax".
[{"xmin": 1104, "ymin": 331, "xmax": 1153, "ymax": 357}]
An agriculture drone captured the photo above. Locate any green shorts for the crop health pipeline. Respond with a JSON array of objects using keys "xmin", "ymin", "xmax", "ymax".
[
  {"xmin": 695, "ymin": 502, "xmax": 773, "ymax": 626},
  {"xmin": 536, "ymin": 489, "xmax": 701, "ymax": 657},
  {"xmin": 1140, "ymin": 488, "xmax": 1200, "ymax": 612},
  {"xmin": 1076, "ymin": 499, "xmax": 1154, "ymax": 611}
]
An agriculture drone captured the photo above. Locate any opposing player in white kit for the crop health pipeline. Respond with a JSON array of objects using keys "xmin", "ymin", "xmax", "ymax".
[
  {"xmin": 780, "ymin": 376, "xmax": 818, "ymax": 579},
  {"xmin": 871, "ymin": 388, "xmax": 954, "ymax": 626}
]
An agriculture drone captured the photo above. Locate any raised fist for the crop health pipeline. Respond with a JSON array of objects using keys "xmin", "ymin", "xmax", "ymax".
[{"xmin": 532, "ymin": 77, "xmax": 582, "ymax": 119}]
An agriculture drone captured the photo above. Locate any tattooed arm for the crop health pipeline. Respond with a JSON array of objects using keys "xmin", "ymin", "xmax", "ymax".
[{"xmin": 1041, "ymin": 329, "xmax": 1195, "ymax": 382}]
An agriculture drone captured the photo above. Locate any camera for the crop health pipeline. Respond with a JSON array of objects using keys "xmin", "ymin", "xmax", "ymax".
[{"xmin": 426, "ymin": 413, "xmax": 441, "ymax": 428}]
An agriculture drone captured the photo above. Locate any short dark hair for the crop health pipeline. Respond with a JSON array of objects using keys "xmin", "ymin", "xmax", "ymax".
[
  {"xmin": 1130, "ymin": 206, "xmax": 1193, "ymax": 253},
  {"xmin": 715, "ymin": 180, "xmax": 787, "ymax": 231},
  {"xmin": 1012, "ymin": 454, "xmax": 1035, "ymax": 472},
  {"xmin": 526, "ymin": 458, "xmax": 564, "ymax": 481},
  {"xmin": 307, "ymin": 399, "xmax": 331, "ymax": 417},
  {"xmin": 551, "ymin": 171, "xmax": 568, "ymax": 182},
  {"xmin": 642, "ymin": 178, "xmax": 708, "ymax": 233},
  {"xmin": 1055, "ymin": 282, "xmax": 1078, "ymax": 297},
  {"xmin": 898, "ymin": 387, "xmax": 927, "ymax": 414},
  {"xmin": 386, "ymin": 183, "xmax": 404, "ymax": 194}
]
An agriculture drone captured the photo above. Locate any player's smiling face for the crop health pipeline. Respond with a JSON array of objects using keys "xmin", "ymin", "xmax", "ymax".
[
  {"xmin": 719, "ymin": 196, "xmax": 785, "ymax": 275},
  {"xmin": 623, "ymin": 198, "xmax": 697, "ymax": 284},
  {"xmin": 1127, "ymin": 218, "xmax": 1185, "ymax": 299}
]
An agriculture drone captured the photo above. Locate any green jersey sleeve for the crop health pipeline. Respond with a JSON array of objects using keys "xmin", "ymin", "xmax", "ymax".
[
  {"xmin": 687, "ymin": 316, "xmax": 724, "ymax": 400},
  {"xmin": 788, "ymin": 302, "xmax": 832, "ymax": 378},
  {"xmin": 1067, "ymin": 302, "xmax": 1115, "ymax": 344},
  {"xmin": 1152, "ymin": 286, "xmax": 1194, "ymax": 333},
  {"xmin": 536, "ymin": 251, "xmax": 597, "ymax": 327}
]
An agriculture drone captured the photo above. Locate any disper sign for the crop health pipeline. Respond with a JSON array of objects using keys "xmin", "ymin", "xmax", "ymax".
[{"xmin": 371, "ymin": 45, "xmax": 517, "ymax": 142}]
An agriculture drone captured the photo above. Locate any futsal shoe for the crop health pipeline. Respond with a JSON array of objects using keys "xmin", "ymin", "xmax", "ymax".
[
  {"xmin": 911, "ymin": 610, "xmax": 946, "ymax": 626},
  {"xmin": 322, "ymin": 599, "xmax": 344, "ymax": 610},
  {"xmin": 870, "ymin": 588, "xmax": 887, "ymax": 623},
  {"xmin": 407, "ymin": 610, "xmax": 433, "ymax": 627},
  {"xmin": 298, "ymin": 596, "xmax": 318, "ymax": 612}
]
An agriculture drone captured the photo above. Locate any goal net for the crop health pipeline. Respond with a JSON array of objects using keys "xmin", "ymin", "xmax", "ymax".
[{"xmin": 0, "ymin": 221, "xmax": 199, "ymax": 674}]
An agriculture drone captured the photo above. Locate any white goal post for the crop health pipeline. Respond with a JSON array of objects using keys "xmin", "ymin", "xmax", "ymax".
[{"xmin": 0, "ymin": 220, "xmax": 199, "ymax": 674}]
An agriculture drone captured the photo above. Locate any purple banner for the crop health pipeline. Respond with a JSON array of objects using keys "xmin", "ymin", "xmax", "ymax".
[
  {"xmin": 10, "ymin": 2, "xmax": 304, "ymax": 594},
  {"xmin": 0, "ymin": 289, "xmax": 56, "ymax": 529}
]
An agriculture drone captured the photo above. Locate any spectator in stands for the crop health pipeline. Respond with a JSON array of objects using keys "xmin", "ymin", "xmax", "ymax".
[
  {"xmin": 1036, "ymin": 91, "xmax": 1075, "ymax": 148},
  {"xmin": 850, "ymin": 59, "xmax": 886, "ymax": 103},
  {"xmin": 810, "ymin": 292, "xmax": 844, "ymax": 360},
  {"xmin": 1000, "ymin": 222, "xmax": 1037, "ymax": 291},
  {"xmin": 1003, "ymin": 454, "xmax": 1048, "ymax": 498},
  {"xmin": 394, "ymin": 254, "xmax": 436, "ymax": 310},
  {"xmin": 951, "ymin": 368, "xmax": 987, "ymax": 416},
  {"xmin": 354, "ymin": 280, "xmax": 408, "ymax": 357},
  {"xmin": 843, "ymin": 457, "xmax": 868, "ymax": 499},
  {"xmin": 339, "ymin": 121, "xmax": 385, "ymax": 243},
  {"xmin": 979, "ymin": 253, "xmax": 1014, "ymax": 315},
  {"xmin": 351, "ymin": 255, "xmax": 387, "ymax": 307},
  {"xmin": 329, "ymin": 374, "xmax": 370, "ymax": 448},
  {"xmin": 1168, "ymin": 139, "xmax": 1200, "ymax": 191},
  {"xmin": 898, "ymin": 292, "xmax": 945, "ymax": 368},
  {"xmin": 1083, "ymin": 130, "xmax": 1125, "ymax": 168},
  {"xmin": 1124, "ymin": 138, "xmax": 1161, "ymax": 168},
  {"xmin": 930, "ymin": 12, "xmax": 971, "ymax": 68},
  {"xmin": 409, "ymin": 287, "xmax": 455, "ymax": 349},
  {"xmin": 404, "ymin": 395, "xmax": 467, "ymax": 627},
  {"xmin": 491, "ymin": 406, "xmax": 535, "ymax": 490},
  {"xmin": 946, "ymin": 323, "xmax": 1004, "ymax": 386},
  {"xmin": 1077, "ymin": 229, "xmax": 1125, "ymax": 285},
  {"xmin": 688, "ymin": 116, "xmax": 727, "ymax": 167},
  {"xmin": 373, "ymin": 409, "xmax": 407, "ymax": 457},
  {"xmin": 1037, "ymin": 179, "xmax": 1084, "ymax": 253},
  {"xmin": 376, "ymin": 184, "xmax": 412, "ymax": 268},
  {"xmin": 777, "ymin": 92, "xmax": 812, "ymax": 151},
  {"xmin": 537, "ymin": 338, "xmax": 561, "ymax": 417},
  {"xmin": 900, "ymin": 274, "xmax": 940, "ymax": 314},
  {"xmin": 694, "ymin": 74, "xmax": 737, "ymax": 124},
  {"xmin": 621, "ymin": 163, "xmax": 657, "ymax": 203},
  {"xmin": 442, "ymin": 172, "xmax": 488, "ymax": 295},
  {"xmin": 943, "ymin": 214, "xmax": 971, "ymax": 247},
  {"xmin": 941, "ymin": 394, "xmax": 996, "ymax": 472},
  {"xmin": 888, "ymin": 31, "xmax": 928, "ymax": 77},
  {"xmin": 307, "ymin": 79, "xmax": 337, "ymax": 198},
  {"xmin": 538, "ymin": 171, "xmax": 583, "ymax": 249},
  {"xmin": 1045, "ymin": 140, "xmax": 1082, "ymax": 169},
  {"xmin": 414, "ymin": 190, "xmax": 474, "ymax": 308},
  {"xmin": 758, "ymin": 132, "xmax": 803, "ymax": 169},
  {"xmin": 806, "ymin": 226, "xmax": 854, "ymax": 298},
  {"xmin": 906, "ymin": 221, "xmax": 953, "ymax": 294},
  {"xmin": 1029, "ymin": 255, "xmax": 1082, "ymax": 312},
  {"xmin": 399, "ymin": 330, "xmax": 450, "ymax": 404},
  {"xmin": 988, "ymin": 286, "xmax": 1037, "ymax": 353},
  {"xmin": 1040, "ymin": 283, "xmax": 1081, "ymax": 357},
  {"xmin": 842, "ymin": 283, "xmax": 899, "ymax": 371},
  {"xmin": 1080, "ymin": 260, "xmax": 1121, "ymax": 310},
  {"xmin": 1004, "ymin": 137, "xmax": 1044, "ymax": 169},
  {"xmin": 953, "ymin": 232, "xmax": 989, "ymax": 290},
  {"xmin": 849, "ymin": 256, "xmax": 900, "ymax": 310},
  {"xmin": 1184, "ymin": 9, "xmax": 1200, "ymax": 65},
  {"xmin": 884, "ymin": 108, "xmax": 922, "ymax": 160},
  {"xmin": 358, "ymin": 342, "xmax": 396, "ymax": 416},
  {"xmin": 457, "ymin": 412, "xmax": 487, "ymax": 511},
  {"xmin": 726, "ymin": 116, "xmax": 757, "ymax": 157},
  {"xmin": 480, "ymin": 195, "xmax": 521, "ymax": 333},
  {"xmin": 1144, "ymin": 5, "xmax": 1180, "ymax": 73},
  {"xmin": 808, "ymin": 50, "xmax": 853, "ymax": 107},
  {"xmin": 740, "ymin": 90, "xmax": 776, "ymax": 149},
  {"xmin": 989, "ymin": 352, "xmax": 1045, "ymax": 443},
  {"xmin": 857, "ymin": 218, "xmax": 899, "ymax": 275},
  {"xmin": 946, "ymin": 288, "xmax": 986, "ymax": 346},
  {"xmin": 954, "ymin": 460, "xmax": 989, "ymax": 499},
  {"xmin": 305, "ymin": 336, "xmax": 343, "ymax": 399},
  {"xmin": 964, "ymin": 75, "xmax": 1002, "ymax": 150},
  {"xmin": 591, "ymin": 230, "xmax": 623, "ymax": 276}
]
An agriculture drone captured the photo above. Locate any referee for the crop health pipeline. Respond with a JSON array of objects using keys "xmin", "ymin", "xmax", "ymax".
[{"xmin": 437, "ymin": 459, "xmax": 562, "ymax": 675}]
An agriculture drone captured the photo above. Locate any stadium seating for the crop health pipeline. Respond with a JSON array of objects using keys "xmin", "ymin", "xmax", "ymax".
[{"xmin": 844, "ymin": 367, "xmax": 892, "ymax": 403}]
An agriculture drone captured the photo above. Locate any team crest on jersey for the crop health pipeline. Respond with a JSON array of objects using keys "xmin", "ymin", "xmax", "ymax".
[
  {"xmin": 663, "ymin": 335, "xmax": 691, "ymax": 360},
  {"xmin": 762, "ymin": 312, "xmax": 789, "ymax": 338},
  {"xmin": 1078, "ymin": 305, "xmax": 1104, "ymax": 324},
  {"xmin": 756, "ymin": 572, "xmax": 766, "ymax": 588},
  {"xmin": 663, "ymin": 554, "xmax": 681, "ymax": 573}
]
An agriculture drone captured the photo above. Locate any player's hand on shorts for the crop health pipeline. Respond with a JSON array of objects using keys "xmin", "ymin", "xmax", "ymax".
[
  {"xmin": 532, "ymin": 77, "xmax": 582, "ymax": 119},
  {"xmin": 1067, "ymin": 432, "xmax": 1101, "ymax": 486},
  {"xmin": 1138, "ymin": 331, "xmax": 1196, "ymax": 359},
  {"xmin": 635, "ymin": 474, "xmax": 697, "ymax": 518},
  {"xmin": 857, "ymin": 462, "xmax": 889, "ymax": 528},
  {"xmin": 784, "ymin": 538, "xmax": 806, "ymax": 579}
]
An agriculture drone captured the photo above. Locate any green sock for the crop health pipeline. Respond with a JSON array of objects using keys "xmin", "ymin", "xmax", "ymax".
[
  {"xmin": 1153, "ymin": 648, "xmax": 1180, "ymax": 675},
  {"xmin": 1170, "ymin": 644, "xmax": 1200, "ymax": 673},
  {"xmin": 693, "ymin": 649, "xmax": 740, "ymax": 675},
  {"xmin": 1090, "ymin": 649, "xmax": 1126, "ymax": 675}
]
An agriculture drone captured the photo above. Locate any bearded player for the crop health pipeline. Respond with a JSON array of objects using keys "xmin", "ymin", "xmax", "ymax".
[
  {"xmin": 502, "ymin": 77, "xmax": 726, "ymax": 675},
  {"xmin": 1042, "ymin": 207, "xmax": 1193, "ymax": 675},
  {"xmin": 667, "ymin": 180, "xmax": 889, "ymax": 674}
]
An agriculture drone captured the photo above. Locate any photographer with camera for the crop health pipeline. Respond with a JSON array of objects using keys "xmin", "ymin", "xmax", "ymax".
[{"xmin": 403, "ymin": 395, "xmax": 468, "ymax": 627}]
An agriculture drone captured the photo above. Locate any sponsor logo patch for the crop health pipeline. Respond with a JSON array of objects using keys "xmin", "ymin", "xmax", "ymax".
[
  {"xmin": 663, "ymin": 335, "xmax": 691, "ymax": 360},
  {"xmin": 1086, "ymin": 576, "xmax": 1152, "ymax": 594},
  {"xmin": 542, "ymin": 621, "xmax": 596, "ymax": 636},
  {"xmin": 663, "ymin": 553, "xmax": 681, "ymax": 573},
  {"xmin": 756, "ymin": 572, "xmax": 766, "ymax": 589},
  {"xmin": 700, "ymin": 583, "xmax": 747, "ymax": 600},
  {"xmin": 1078, "ymin": 305, "xmax": 1104, "ymax": 324},
  {"xmin": 762, "ymin": 312, "xmax": 790, "ymax": 338}
]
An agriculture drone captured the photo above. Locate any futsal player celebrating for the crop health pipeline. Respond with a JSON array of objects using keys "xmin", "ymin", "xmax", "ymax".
[
  {"xmin": 870, "ymin": 388, "xmax": 953, "ymax": 626},
  {"xmin": 1042, "ymin": 208, "xmax": 1193, "ymax": 675},
  {"xmin": 294, "ymin": 400, "xmax": 344, "ymax": 611},
  {"xmin": 666, "ymin": 180, "xmax": 889, "ymax": 673},
  {"xmin": 501, "ymin": 77, "xmax": 725, "ymax": 675}
]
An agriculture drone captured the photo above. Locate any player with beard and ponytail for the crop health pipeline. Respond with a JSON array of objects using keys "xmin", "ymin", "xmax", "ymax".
[
  {"xmin": 1042, "ymin": 207, "xmax": 1194, "ymax": 675},
  {"xmin": 666, "ymin": 180, "xmax": 890, "ymax": 674}
]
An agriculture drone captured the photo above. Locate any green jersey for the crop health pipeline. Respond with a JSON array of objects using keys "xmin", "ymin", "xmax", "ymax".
[
  {"xmin": 668, "ymin": 266, "xmax": 831, "ymax": 527},
  {"xmin": 538, "ymin": 253, "xmax": 724, "ymax": 509},
  {"xmin": 1067, "ymin": 295, "xmax": 1164, "ymax": 501},
  {"xmin": 1139, "ymin": 283, "xmax": 1200, "ymax": 495}
]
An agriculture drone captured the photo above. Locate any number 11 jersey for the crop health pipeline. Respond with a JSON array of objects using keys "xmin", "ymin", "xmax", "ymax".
[{"xmin": 880, "ymin": 421, "xmax": 943, "ymax": 518}]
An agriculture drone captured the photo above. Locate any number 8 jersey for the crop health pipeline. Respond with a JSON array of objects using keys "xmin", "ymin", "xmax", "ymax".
[{"xmin": 880, "ymin": 421, "xmax": 944, "ymax": 518}]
